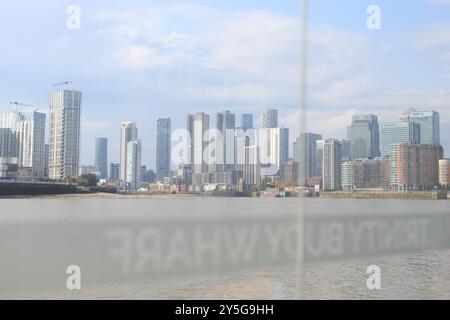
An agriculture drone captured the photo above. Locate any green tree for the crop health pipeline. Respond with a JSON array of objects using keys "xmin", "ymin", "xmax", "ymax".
[
  {"xmin": 258, "ymin": 177, "xmax": 271, "ymax": 191},
  {"xmin": 77, "ymin": 174, "xmax": 98, "ymax": 187}
]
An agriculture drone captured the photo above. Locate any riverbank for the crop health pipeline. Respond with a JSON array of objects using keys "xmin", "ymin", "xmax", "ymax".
[
  {"xmin": 320, "ymin": 190, "xmax": 448, "ymax": 200},
  {"xmin": 0, "ymin": 192, "xmax": 203, "ymax": 200}
]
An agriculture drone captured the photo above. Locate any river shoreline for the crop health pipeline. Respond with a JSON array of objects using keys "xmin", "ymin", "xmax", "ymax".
[{"xmin": 1, "ymin": 190, "xmax": 448, "ymax": 200}]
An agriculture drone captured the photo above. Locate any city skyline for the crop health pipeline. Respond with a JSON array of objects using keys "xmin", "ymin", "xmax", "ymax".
[{"xmin": 0, "ymin": 1, "xmax": 449, "ymax": 168}]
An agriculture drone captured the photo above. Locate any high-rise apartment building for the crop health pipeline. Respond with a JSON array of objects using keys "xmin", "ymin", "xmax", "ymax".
[
  {"xmin": 95, "ymin": 138, "xmax": 108, "ymax": 179},
  {"xmin": 126, "ymin": 139, "xmax": 142, "ymax": 189},
  {"xmin": 1, "ymin": 110, "xmax": 46, "ymax": 179},
  {"xmin": 322, "ymin": 139, "xmax": 343, "ymax": 191},
  {"xmin": 120, "ymin": 122, "xmax": 138, "ymax": 181},
  {"xmin": 347, "ymin": 114, "xmax": 380, "ymax": 159},
  {"xmin": 294, "ymin": 133, "xmax": 322, "ymax": 185},
  {"xmin": 216, "ymin": 111, "xmax": 235, "ymax": 171},
  {"xmin": 0, "ymin": 128, "xmax": 19, "ymax": 179},
  {"xmin": 390, "ymin": 143, "xmax": 442, "ymax": 191},
  {"xmin": 187, "ymin": 112, "xmax": 209, "ymax": 173},
  {"xmin": 156, "ymin": 118, "xmax": 171, "ymax": 181},
  {"xmin": 48, "ymin": 88, "xmax": 82, "ymax": 179}
]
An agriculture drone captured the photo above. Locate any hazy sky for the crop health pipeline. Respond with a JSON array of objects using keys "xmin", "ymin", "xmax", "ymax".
[{"xmin": 0, "ymin": 0, "xmax": 449, "ymax": 167}]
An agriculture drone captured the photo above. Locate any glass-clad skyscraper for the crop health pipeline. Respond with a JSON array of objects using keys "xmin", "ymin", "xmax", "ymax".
[
  {"xmin": 156, "ymin": 118, "xmax": 171, "ymax": 181},
  {"xmin": 347, "ymin": 114, "xmax": 380, "ymax": 159}
]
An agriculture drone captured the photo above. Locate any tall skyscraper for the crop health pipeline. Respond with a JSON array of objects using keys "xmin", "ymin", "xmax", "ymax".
[
  {"xmin": 241, "ymin": 114, "xmax": 254, "ymax": 131},
  {"xmin": 294, "ymin": 133, "xmax": 322, "ymax": 185},
  {"xmin": 216, "ymin": 111, "xmax": 235, "ymax": 171},
  {"xmin": 120, "ymin": 122, "xmax": 138, "ymax": 181},
  {"xmin": 322, "ymin": 139, "xmax": 343, "ymax": 191},
  {"xmin": 187, "ymin": 112, "xmax": 209, "ymax": 173},
  {"xmin": 347, "ymin": 114, "xmax": 380, "ymax": 159},
  {"xmin": 95, "ymin": 138, "xmax": 108, "ymax": 179},
  {"xmin": 156, "ymin": 118, "xmax": 171, "ymax": 181},
  {"xmin": 262, "ymin": 109, "xmax": 278, "ymax": 129},
  {"xmin": 401, "ymin": 110, "xmax": 440, "ymax": 145},
  {"xmin": 126, "ymin": 139, "xmax": 142, "ymax": 189},
  {"xmin": 48, "ymin": 88, "xmax": 82, "ymax": 179},
  {"xmin": 379, "ymin": 121, "xmax": 421, "ymax": 157}
]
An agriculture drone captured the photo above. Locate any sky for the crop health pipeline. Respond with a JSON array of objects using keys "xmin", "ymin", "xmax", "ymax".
[{"xmin": 0, "ymin": 0, "xmax": 449, "ymax": 168}]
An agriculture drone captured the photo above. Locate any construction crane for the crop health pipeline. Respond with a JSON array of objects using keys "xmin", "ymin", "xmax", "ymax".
[
  {"xmin": 53, "ymin": 81, "xmax": 73, "ymax": 89},
  {"xmin": 8, "ymin": 101, "xmax": 37, "ymax": 111}
]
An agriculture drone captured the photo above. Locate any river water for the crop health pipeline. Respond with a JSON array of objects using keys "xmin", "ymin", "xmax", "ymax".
[{"xmin": 1, "ymin": 197, "xmax": 449, "ymax": 299}]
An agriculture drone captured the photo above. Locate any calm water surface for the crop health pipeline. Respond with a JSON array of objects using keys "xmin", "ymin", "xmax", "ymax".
[{"xmin": 1, "ymin": 197, "xmax": 449, "ymax": 299}]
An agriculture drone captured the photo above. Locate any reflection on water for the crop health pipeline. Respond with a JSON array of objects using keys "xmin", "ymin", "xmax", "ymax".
[{"xmin": 1, "ymin": 198, "xmax": 450, "ymax": 299}]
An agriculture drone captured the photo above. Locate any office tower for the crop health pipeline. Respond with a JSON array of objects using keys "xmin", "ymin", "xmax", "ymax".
[
  {"xmin": 294, "ymin": 133, "xmax": 322, "ymax": 186},
  {"xmin": 340, "ymin": 139, "xmax": 352, "ymax": 161},
  {"xmin": 120, "ymin": 122, "xmax": 138, "ymax": 181},
  {"xmin": 379, "ymin": 121, "xmax": 421, "ymax": 157},
  {"xmin": 216, "ymin": 111, "xmax": 235, "ymax": 171},
  {"xmin": 187, "ymin": 112, "xmax": 209, "ymax": 173},
  {"xmin": 347, "ymin": 114, "xmax": 380, "ymax": 159},
  {"xmin": 1, "ymin": 110, "xmax": 46, "ymax": 178},
  {"xmin": 262, "ymin": 109, "xmax": 278, "ymax": 128},
  {"xmin": 401, "ymin": 110, "xmax": 440, "ymax": 145},
  {"xmin": 341, "ymin": 158, "xmax": 390, "ymax": 191},
  {"xmin": 95, "ymin": 138, "xmax": 108, "ymax": 179},
  {"xmin": 48, "ymin": 88, "xmax": 82, "ymax": 179},
  {"xmin": 109, "ymin": 163, "xmax": 120, "ymax": 181},
  {"xmin": 126, "ymin": 139, "xmax": 142, "ymax": 189},
  {"xmin": 322, "ymin": 139, "xmax": 343, "ymax": 191},
  {"xmin": 315, "ymin": 140, "xmax": 325, "ymax": 178},
  {"xmin": 439, "ymin": 159, "xmax": 450, "ymax": 187},
  {"xmin": 0, "ymin": 128, "xmax": 19, "ymax": 178},
  {"xmin": 156, "ymin": 118, "xmax": 171, "ymax": 181},
  {"xmin": 241, "ymin": 114, "xmax": 254, "ymax": 131},
  {"xmin": 259, "ymin": 127, "xmax": 289, "ymax": 176}
]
